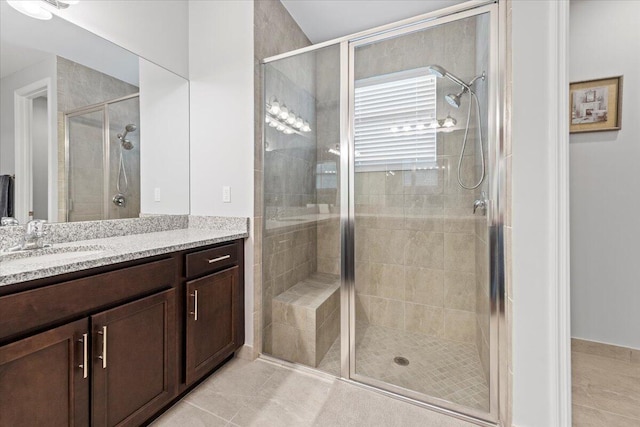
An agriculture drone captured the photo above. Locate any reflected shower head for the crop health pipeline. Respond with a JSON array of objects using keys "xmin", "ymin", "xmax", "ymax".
[{"xmin": 117, "ymin": 123, "xmax": 137, "ymax": 150}]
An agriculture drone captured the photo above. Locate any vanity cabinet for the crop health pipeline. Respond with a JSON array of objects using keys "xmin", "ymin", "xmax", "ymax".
[
  {"xmin": 0, "ymin": 318, "xmax": 90, "ymax": 427},
  {"xmin": 0, "ymin": 288, "xmax": 175, "ymax": 427},
  {"xmin": 183, "ymin": 242, "xmax": 244, "ymax": 386},
  {"xmin": 91, "ymin": 289, "xmax": 175, "ymax": 427},
  {"xmin": 185, "ymin": 266, "xmax": 239, "ymax": 385},
  {"xmin": 0, "ymin": 238, "xmax": 245, "ymax": 426}
]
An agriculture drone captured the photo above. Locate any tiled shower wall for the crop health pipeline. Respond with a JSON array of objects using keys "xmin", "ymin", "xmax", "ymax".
[
  {"xmin": 340, "ymin": 16, "xmax": 490, "ymax": 346},
  {"xmin": 253, "ymin": 0, "xmax": 312, "ymax": 356},
  {"xmin": 56, "ymin": 56, "xmax": 139, "ymax": 222},
  {"xmin": 315, "ymin": 46, "xmax": 341, "ymax": 276}
]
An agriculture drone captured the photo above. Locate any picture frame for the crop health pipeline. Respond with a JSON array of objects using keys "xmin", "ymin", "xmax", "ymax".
[{"xmin": 570, "ymin": 76, "xmax": 623, "ymax": 133}]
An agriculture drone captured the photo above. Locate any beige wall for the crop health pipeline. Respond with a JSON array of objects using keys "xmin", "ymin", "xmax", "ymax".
[{"xmin": 343, "ymin": 15, "xmax": 490, "ymax": 347}]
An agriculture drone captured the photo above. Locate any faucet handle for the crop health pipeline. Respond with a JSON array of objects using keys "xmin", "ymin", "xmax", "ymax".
[{"xmin": 26, "ymin": 219, "xmax": 47, "ymax": 236}]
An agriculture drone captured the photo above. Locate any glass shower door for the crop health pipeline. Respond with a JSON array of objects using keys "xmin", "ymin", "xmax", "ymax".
[
  {"xmin": 66, "ymin": 109, "xmax": 106, "ymax": 222},
  {"xmin": 261, "ymin": 44, "xmax": 343, "ymax": 376},
  {"xmin": 349, "ymin": 8, "xmax": 494, "ymax": 416}
]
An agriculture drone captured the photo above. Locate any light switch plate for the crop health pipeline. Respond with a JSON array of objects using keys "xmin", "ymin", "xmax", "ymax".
[
  {"xmin": 154, "ymin": 188, "xmax": 161, "ymax": 202},
  {"xmin": 223, "ymin": 186, "xmax": 231, "ymax": 203}
]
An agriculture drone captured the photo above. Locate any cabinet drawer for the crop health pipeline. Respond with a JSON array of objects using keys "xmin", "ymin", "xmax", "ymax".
[
  {"xmin": 0, "ymin": 258, "xmax": 175, "ymax": 343},
  {"xmin": 185, "ymin": 243, "xmax": 237, "ymax": 279}
]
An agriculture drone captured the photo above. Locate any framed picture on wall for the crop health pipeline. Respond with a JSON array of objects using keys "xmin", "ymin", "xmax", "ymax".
[{"xmin": 570, "ymin": 76, "xmax": 623, "ymax": 133}]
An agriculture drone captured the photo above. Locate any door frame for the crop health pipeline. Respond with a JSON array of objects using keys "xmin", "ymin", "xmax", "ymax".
[
  {"xmin": 14, "ymin": 77, "xmax": 56, "ymax": 223},
  {"xmin": 342, "ymin": 3, "xmax": 501, "ymax": 425}
]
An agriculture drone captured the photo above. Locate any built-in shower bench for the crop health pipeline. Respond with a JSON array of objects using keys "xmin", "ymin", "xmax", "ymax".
[{"xmin": 271, "ymin": 273, "xmax": 340, "ymax": 367}]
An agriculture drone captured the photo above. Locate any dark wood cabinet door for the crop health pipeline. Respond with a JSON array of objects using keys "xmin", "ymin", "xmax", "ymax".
[
  {"xmin": 0, "ymin": 318, "xmax": 90, "ymax": 427},
  {"xmin": 91, "ymin": 289, "xmax": 176, "ymax": 427},
  {"xmin": 185, "ymin": 266, "xmax": 239, "ymax": 385}
]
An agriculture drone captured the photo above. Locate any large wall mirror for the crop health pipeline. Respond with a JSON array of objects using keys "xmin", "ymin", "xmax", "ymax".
[{"xmin": 0, "ymin": 1, "xmax": 189, "ymax": 224}]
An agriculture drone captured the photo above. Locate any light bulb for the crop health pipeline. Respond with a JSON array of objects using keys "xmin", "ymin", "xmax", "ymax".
[
  {"xmin": 293, "ymin": 118, "xmax": 303, "ymax": 129},
  {"xmin": 402, "ymin": 125, "xmax": 412, "ymax": 132},
  {"xmin": 390, "ymin": 126, "xmax": 399, "ymax": 133},
  {"xmin": 265, "ymin": 115, "xmax": 271, "ymax": 124},
  {"xmin": 286, "ymin": 114, "xmax": 296, "ymax": 125},
  {"xmin": 276, "ymin": 124, "xmax": 285, "ymax": 131},
  {"xmin": 268, "ymin": 121, "xmax": 278, "ymax": 128},
  {"xmin": 301, "ymin": 121, "xmax": 311, "ymax": 132},
  {"xmin": 443, "ymin": 115, "xmax": 456, "ymax": 128},
  {"xmin": 283, "ymin": 128, "xmax": 294, "ymax": 135},
  {"xmin": 7, "ymin": 0, "xmax": 52, "ymax": 20},
  {"xmin": 429, "ymin": 121, "xmax": 440, "ymax": 129},
  {"xmin": 416, "ymin": 123, "xmax": 426, "ymax": 130},
  {"xmin": 278, "ymin": 105, "xmax": 289, "ymax": 120},
  {"xmin": 269, "ymin": 100, "xmax": 280, "ymax": 115}
]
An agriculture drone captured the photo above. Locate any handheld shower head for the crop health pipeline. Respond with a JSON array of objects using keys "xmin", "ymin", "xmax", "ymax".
[
  {"xmin": 427, "ymin": 64, "xmax": 469, "ymax": 90},
  {"xmin": 426, "ymin": 64, "xmax": 447, "ymax": 78},
  {"xmin": 117, "ymin": 123, "xmax": 137, "ymax": 150}
]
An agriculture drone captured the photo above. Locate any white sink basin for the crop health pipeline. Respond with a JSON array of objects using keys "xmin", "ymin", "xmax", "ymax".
[{"xmin": 0, "ymin": 245, "xmax": 108, "ymax": 268}]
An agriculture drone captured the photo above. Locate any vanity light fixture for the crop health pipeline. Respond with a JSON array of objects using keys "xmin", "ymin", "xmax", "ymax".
[
  {"xmin": 442, "ymin": 114, "xmax": 457, "ymax": 128},
  {"xmin": 265, "ymin": 98, "xmax": 312, "ymax": 136},
  {"xmin": 8, "ymin": 0, "xmax": 80, "ymax": 20}
]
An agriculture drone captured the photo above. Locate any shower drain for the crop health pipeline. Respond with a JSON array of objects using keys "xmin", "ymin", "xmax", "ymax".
[{"xmin": 393, "ymin": 356, "xmax": 410, "ymax": 366}]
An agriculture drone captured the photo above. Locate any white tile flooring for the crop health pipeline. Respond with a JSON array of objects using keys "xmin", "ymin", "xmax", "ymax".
[
  {"xmin": 151, "ymin": 357, "xmax": 478, "ymax": 427},
  {"xmin": 317, "ymin": 322, "xmax": 489, "ymax": 411}
]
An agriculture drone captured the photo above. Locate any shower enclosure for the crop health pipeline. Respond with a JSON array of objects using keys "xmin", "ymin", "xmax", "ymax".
[
  {"xmin": 261, "ymin": 2, "xmax": 503, "ymax": 424},
  {"xmin": 64, "ymin": 94, "xmax": 140, "ymax": 222}
]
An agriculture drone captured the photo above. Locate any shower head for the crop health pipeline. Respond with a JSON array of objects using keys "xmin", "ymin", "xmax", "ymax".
[
  {"xmin": 445, "ymin": 93, "xmax": 461, "ymax": 108},
  {"xmin": 426, "ymin": 64, "xmax": 447, "ymax": 78},
  {"xmin": 117, "ymin": 123, "xmax": 137, "ymax": 150},
  {"xmin": 427, "ymin": 64, "xmax": 469, "ymax": 90}
]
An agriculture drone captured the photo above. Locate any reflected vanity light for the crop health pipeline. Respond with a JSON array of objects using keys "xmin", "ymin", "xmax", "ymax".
[
  {"xmin": 265, "ymin": 98, "xmax": 312, "ymax": 136},
  {"xmin": 8, "ymin": 0, "xmax": 80, "ymax": 20}
]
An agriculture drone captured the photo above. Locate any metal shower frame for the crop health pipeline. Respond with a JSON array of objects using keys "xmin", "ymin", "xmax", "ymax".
[
  {"xmin": 63, "ymin": 92, "xmax": 139, "ymax": 222},
  {"xmin": 261, "ymin": 1, "xmax": 507, "ymax": 425}
]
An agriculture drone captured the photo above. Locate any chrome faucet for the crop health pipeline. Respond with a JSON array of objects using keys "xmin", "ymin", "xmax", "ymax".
[
  {"xmin": 473, "ymin": 192, "xmax": 488, "ymax": 214},
  {"xmin": 3, "ymin": 219, "xmax": 51, "ymax": 252}
]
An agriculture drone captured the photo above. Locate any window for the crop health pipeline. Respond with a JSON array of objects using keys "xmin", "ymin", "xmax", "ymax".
[{"xmin": 354, "ymin": 68, "xmax": 437, "ymax": 172}]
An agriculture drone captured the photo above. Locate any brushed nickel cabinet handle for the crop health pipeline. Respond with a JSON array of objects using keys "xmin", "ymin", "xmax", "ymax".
[
  {"xmin": 208, "ymin": 255, "xmax": 230, "ymax": 264},
  {"xmin": 78, "ymin": 333, "xmax": 88, "ymax": 379},
  {"xmin": 97, "ymin": 326, "xmax": 107, "ymax": 369},
  {"xmin": 190, "ymin": 290, "xmax": 198, "ymax": 321}
]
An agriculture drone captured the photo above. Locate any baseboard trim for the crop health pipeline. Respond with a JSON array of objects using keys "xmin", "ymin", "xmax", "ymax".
[{"xmin": 572, "ymin": 338, "xmax": 639, "ymax": 363}]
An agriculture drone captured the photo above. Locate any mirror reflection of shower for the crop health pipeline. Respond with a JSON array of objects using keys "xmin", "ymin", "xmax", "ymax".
[
  {"xmin": 113, "ymin": 123, "xmax": 137, "ymax": 207},
  {"xmin": 117, "ymin": 123, "xmax": 136, "ymax": 150},
  {"xmin": 427, "ymin": 64, "xmax": 486, "ymax": 190}
]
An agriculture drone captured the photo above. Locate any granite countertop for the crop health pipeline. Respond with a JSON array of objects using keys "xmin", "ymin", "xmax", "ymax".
[{"xmin": 0, "ymin": 217, "xmax": 248, "ymax": 287}]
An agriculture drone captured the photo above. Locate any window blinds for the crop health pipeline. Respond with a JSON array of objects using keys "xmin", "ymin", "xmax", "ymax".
[{"xmin": 354, "ymin": 70, "xmax": 437, "ymax": 172}]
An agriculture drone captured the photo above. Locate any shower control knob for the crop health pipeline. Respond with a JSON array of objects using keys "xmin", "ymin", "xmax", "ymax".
[
  {"xmin": 112, "ymin": 193, "xmax": 126, "ymax": 207},
  {"xmin": 473, "ymin": 191, "xmax": 488, "ymax": 214}
]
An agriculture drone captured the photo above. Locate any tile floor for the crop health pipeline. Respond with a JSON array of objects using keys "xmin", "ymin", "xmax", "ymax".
[
  {"xmin": 151, "ymin": 357, "xmax": 478, "ymax": 427},
  {"xmin": 318, "ymin": 322, "xmax": 489, "ymax": 411},
  {"xmin": 571, "ymin": 340, "xmax": 640, "ymax": 426}
]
